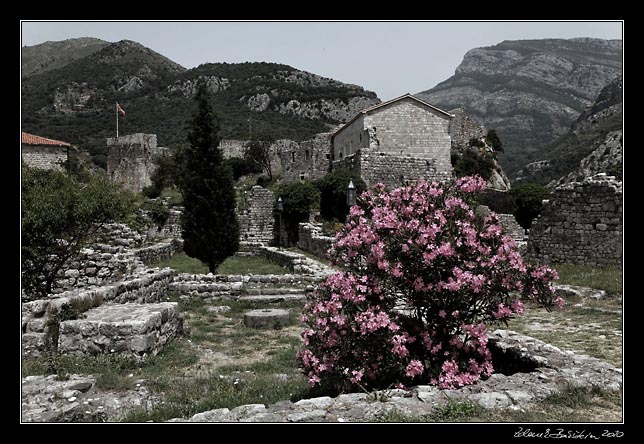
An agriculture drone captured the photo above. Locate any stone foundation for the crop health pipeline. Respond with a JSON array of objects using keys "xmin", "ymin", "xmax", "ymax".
[
  {"xmin": 238, "ymin": 186, "xmax": 275, "ymax": 245},
  {"xmin": 22, "ymin": 269, "xmax": 175, "ymax": 356},
  {"xmin": 58, "ymin": 302, "xmax": 181, "ymax": 359}
]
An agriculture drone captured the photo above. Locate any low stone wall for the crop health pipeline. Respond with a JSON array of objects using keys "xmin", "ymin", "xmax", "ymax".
[
  {"xmin": 169, "ymin": 273, "xmax": 319, "ymax": 300},
  {"xmin": 297, "ymin": 223, "xmax": 334, "ymax": 259},
  {"xmin": 58, "ymin": 302, "xmax": 182, "ymax": 359},
  {"xmin": 169, "ymin": 329, "xmax": 622, "ymax": 422},
  {"xmin": 527, "ymin": 174, "xmax": 622, "ymax": 266},
  {"xmin": 22, "ymin": 269, "xmax": 175, "ymax": 356},
  {"xmin": 258, "ymin": 246, "xmax": 334, "ymax": 277},
  {"xmin": 133, "ymin": 239, "xmax": 183, "ymax": 265}
]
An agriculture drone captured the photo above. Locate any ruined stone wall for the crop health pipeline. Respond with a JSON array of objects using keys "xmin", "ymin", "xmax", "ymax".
[
  {"xmin": 22, "ymin": 145, "xmax": 67, "ymax": 171},
  {"xmin": 22, "ymin": 268, "xmax": 175, "ymax": 356},
  {"xmin": 220, "ymin": 139, "xmax": 247, "ymax": 159},
  {"xmin": 238, "ymin": 186, "xmax": 275, "ymax": 245},
  {"xmin": 297, "ymin": 223, "xmax": 334, "ymax": 259},
  {"xmin": 496, "ymin": 214, "xmax": 526, "ymax": 241},
  {"xmin": 221, "ymin": 139, "xmax": 283, "ymax": 176},
  {"xmin": 278, "ymin": 134, "xmax": 331, "ymax": 183},
  {"xmin": 332, "ymin": 114, "xmax": 366, "ymax": 160},
  {"xmin": 107, "ymin": 133, "xmax": 163, "ymax": 193},
  {"xmin": 133, "ymin": 239, "xmax": 183, "ymax": 265},
  {"xmin": 527, "ymin": 174, "xmax": 622, "ymax": 266},
  {"xmin": 448, "ymin": 108, "xmax": 486, "ymax": 148}
]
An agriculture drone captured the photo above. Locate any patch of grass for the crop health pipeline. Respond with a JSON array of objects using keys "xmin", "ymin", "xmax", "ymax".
[
  {"xmin": 216, "ymin": 255, "xmax": 290, "ymax": 275},
  {"xmin": 376, "ymin": 410, "xmax": 432, "ymax": 423},
  {"xmin": 160, "ymin": 187, "xmax": 183, "ymax": 206},
  {"xmin": 152, "ymin": 252, "xmax": 209, "ymax": 274},
  {"xmin": 554, "ymin": 263, "xmax": 623, "ymax": 296},
  {"xmin": 429, "ymin": 400, "xmax": 484, "ymax": 421},
  {"xmin": 287, "ymin": 247, "xmax": 328, "ymax": 264}
]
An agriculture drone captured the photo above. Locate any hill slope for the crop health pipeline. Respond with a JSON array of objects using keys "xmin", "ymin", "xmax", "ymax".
[
  {"xmin": 416, "ymin": 38, "xmax": 622, "ymax": 178},
  {"xmin": 21, "ymin": 40, "xmax": 379, "ymax": 164},
  {"xmin": 21, "ymin": 37, "xmax": 110, "ymax": 78},
  {"xmin": 515, "ymin": 76, "xmax": 623, "ymax": 186}
]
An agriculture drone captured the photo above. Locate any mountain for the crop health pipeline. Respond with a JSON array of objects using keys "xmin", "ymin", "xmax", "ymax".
[
  {"xmin": 21, "ymin": 40, "xmax": 379, "ymax": 166},
  {"xmin": 417, "ymin": 38, "xmax": 622, "ymax": 178},
  {"xmin": 515, "ymin": 76, "xmax": 623, "ymax": 186},
  {"xmin": 21, "ymin": 37, "xmax": 110, "ymax": 78}
]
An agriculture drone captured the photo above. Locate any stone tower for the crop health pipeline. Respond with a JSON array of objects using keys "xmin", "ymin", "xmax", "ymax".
[{"xmin": 107, "ymin": 133, "xmax": 165, "ymax": 193}]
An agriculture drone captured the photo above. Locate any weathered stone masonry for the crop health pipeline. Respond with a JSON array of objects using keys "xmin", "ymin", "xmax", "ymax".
[
  {"xmin": 332, "ymin": 95, "xmax": 453, "ymax": 188},
  {"xmin": 527, "ymin": 174, "xmax": 622, "ymax": 266},
  {"xmin": 107, "ymin": 133, "xmax": 168, "ymax": 193},
  {"xmin": 238, "ymin": 186, "xmax": 275, "ymax": 245}
]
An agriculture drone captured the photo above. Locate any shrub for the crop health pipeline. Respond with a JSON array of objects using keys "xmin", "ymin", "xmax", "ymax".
[
  {"xmin": 452, "ymin": 149, "xmax": 496, "ymax": 180},
  {"xmin": 224, "ymin": 157, "xmax": 263, "ymax": 181},
  {"xmin": 297, "ymin": 177, "xmax": 561, "ymax": 393},
  {"xmin": 485, "ymin": 129, "xmax": 503, "ymax": 153},
  {"xmin": 315, "ymin": 169, "xmax": 367, "ymax": 222},
  {"xmin": 276, "ymin": 181, "xmax": 320, "ymax": 246},
  {"xmin": 509, "ymin": 183, "xmax": 551, "ymax": 229}
]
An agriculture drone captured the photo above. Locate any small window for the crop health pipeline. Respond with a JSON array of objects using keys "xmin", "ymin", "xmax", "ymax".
[
  {"xmin": 291, "ymin": 152, "xmax": 295, "ymax": 162},
  {"xmin": 305, "ymin": 150, "xmax": 310, "ymax": 161},
  {"xmin": 325, "ymin": 153, "xmax": 330, "ymax": 160},
  {"xmin": 300, "ymin": 173, "xmax": 305, "ymax": 181},
  {"xmin": 339, "ymin": 152, "xmax": 343, "ymax": 159}
]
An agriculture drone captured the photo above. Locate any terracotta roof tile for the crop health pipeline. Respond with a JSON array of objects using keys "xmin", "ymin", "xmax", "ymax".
[{"xmin": 22, "ymin": 132, "xmax": 71, "ymax": 147}]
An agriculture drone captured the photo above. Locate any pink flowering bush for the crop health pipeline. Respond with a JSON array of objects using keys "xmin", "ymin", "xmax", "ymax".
[{"xmin": 297, "ymin": 176, "xmax": 561, "ymax": 393}]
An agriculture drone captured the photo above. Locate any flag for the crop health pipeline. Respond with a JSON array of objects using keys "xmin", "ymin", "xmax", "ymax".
[{"xmin": 116, "ymin": 102, "xmax": 126, "ymax": 116}]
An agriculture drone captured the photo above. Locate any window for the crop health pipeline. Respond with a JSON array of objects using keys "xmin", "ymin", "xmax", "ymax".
[
  {"xmin": 300, "ymin": 173, "xmax": 305, "ymax": 181},
  {"xmin": 291, "ymin": 152, "xmax": 295, "ymax": 162},
  {"xmin": 305, "ymin": 150, "xmax": 310, "ymax": 161},
  {"xmin": 325, "ymin": 153, "xmax": 330, "ymax": 160}
]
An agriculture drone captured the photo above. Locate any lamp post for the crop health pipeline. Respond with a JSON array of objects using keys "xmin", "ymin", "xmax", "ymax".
[
  {"xmin": 346, "ymin": 179, "xmax": 356, "ymax": 208},
  {"xmin": 277, "ymin": 196, "xmax": 283, "ymax": 250}
]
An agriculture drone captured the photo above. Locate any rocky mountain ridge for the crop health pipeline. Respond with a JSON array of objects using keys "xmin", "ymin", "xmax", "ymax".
[
  {"xmin": 417, "ymin": 38, "xmax": 622, "ymax": 178},
  {"xmin": 21, "ymin": 39, "xmax": 379, "ymax": 163}
]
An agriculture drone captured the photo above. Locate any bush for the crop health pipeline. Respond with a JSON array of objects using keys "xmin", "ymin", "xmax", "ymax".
[
  {"xmin": 297, "ymin": 177, "xmax": 561, "ymax": 393},
  {"xmin": 276, "ymin": 181, "xmax": 320, "ymax": 246},
  {"xmin": 476, "ymin": 189, "xmax": 516, "ymax": 215},
  {"xmin": 224, "ymin": 157, "xmax": 262, "ymax": 181},
  {"xmin": 509, "ymin": 183, "xmax": 551, "ymax": 229},
  {"xmin": 452, "ymin": 149, "xmax": 496, "ymax": 180},
  {"xmin": 315, "ymin": 169, "xmax": 367, "ymax": 222},
  {"xmin": 485, "ymin": 129, "xmax": 503, "ymax": 153}
]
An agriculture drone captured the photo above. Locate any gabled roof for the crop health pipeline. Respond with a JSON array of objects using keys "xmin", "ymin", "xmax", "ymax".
[
  {"xmin": 332, "ymin": 93, "xmax": 453, "ymax": 136},
  {"xmin": 22, "ymin": 132, "xmax": 71, "ymax": 148}
]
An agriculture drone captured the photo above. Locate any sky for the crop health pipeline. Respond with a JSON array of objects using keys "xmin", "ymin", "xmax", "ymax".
[{"xmin": 21, "ymin": 21, "xmax": 623, "ymax": 101}]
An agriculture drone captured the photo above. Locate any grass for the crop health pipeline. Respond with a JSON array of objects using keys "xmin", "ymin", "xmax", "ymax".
[
  {"xmin": 553, "ymin": 263, "xmax": 623, "ymax": 296},
  {"xmin": 150, "ymin": 252, "xmax": 290, "ymax": 275}
]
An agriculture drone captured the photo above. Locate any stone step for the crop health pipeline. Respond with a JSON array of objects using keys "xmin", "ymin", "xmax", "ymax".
[
  {"xmin": 238, "ymin": 294, "xmax": 307, "ymax": 304},
  {"xmin": 242, "ymin": 287, "xmax": 311, "ymax": 296}
]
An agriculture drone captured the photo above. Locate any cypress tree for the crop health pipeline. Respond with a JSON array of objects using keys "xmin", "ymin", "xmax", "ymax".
[{"xmin": 176, "ymin": 83, "xmax": 239, "ymax": 273}]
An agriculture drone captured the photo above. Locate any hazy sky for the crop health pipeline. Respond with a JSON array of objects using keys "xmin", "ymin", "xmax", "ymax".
[{"xmin": 21, "ymin": 21, "xmax": 623, "ymax": 101}]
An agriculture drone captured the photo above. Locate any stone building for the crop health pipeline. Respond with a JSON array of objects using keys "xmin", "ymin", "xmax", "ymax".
[
  {"xmin": 107, "ymin": 133, "xmax": 168, "ymax": 193},
  {"xmin": 279, "ymin": 132, "xmax": 332, "ymax": 182},
  {"xmin": 527, "ymin": 174, "xmax": 622, "ymax": 266},
  {"xmin": 21, "ymin": 132, "xmax": 72, "ymax": 171},
  {"xmin": 331, "ymin": 93, "xmax": 453, "ymax": 188}
]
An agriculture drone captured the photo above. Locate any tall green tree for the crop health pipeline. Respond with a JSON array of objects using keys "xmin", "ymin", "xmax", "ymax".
[
  {"xmin": 244, "ymin": 135, "xmax": 274, "ymax": 180},
  {"xmin": 21, "ymin": 164, "xmax": 132, "ymax": 300},
  {"xmin": 509, "ymin": 182, "xmax": 551, "ymax": 229},
  {"xmin": 176, "ymin": 83, "xmax": 239, "ymax": 273}
]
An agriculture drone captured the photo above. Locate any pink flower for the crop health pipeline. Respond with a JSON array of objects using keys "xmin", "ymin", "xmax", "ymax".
[
  {"xmin": 405, "ymin": 360, "xmax": 424, "ymax": 378},
  {"xmin": 554, "ymin": 296, "xmax": 565, "ymax": 310}
]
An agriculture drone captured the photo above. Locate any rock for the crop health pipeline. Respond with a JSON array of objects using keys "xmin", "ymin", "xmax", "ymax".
[
  {"xmin": 207, "ymin": 305, "xmax": 231, "ymax": 314},
  {"xmin": 287, "ymin": 409, "xmax": 327, "ymax": 423},
  {"xmin": 243, "ymin": 309, "xmax": 290, "ymax": 329},
  {"xmin": 294, "ymin": 396, "xmax": 334, "ymax": 410}
]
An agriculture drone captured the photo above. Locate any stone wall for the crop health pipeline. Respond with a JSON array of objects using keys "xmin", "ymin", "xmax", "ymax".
[
  {"xmin": 527, "ymin": 174, "xmax": 622, "ymax": 266},
  {"xmin": 297, "ymin": 223, "xmax": 334, "ymax": 259},
  {"xmin": 220, "ymin": 139, "xmax": 247, "ymax": 159},
  {"xmin": 448, "ymin": 108, "xmax": 486, "ymax": 148},
  {"xmin": 133, "ymin": 239, "xmax": 183, "ymax": 265},
  {"xmin": 22, "ymin": 268, "xmax": 175, "ymax": 356},
  {"xmin": 22, "ymin": 145, "xmax": 67, "ymax": 171},
  {"xmin": 221, "ymin": 139, "xmax": 283, "ymax": 176},
  {"xmin": 280, "ymin": 133, "xmax": 332, "ymax": 183},
  {"xmin": 107, "ymin": 133, "xmax": 166, "ymax": 193},
  {"xmin": 496, "ymin": 213, "xmax": 526, "ymax": 242},
  {"xmin": 238, "ymin": 186, "xmax": 275, "ymax": 245}
]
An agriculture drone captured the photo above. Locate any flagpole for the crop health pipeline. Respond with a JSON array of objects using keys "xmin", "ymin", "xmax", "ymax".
[{"xmin": 116, "ymin": 103, "xmax": 119, "ymax": 138}]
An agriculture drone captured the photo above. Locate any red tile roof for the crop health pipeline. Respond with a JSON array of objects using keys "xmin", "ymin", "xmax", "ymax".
[{"xmin": 22, "ymin": 132, "xmax": 71, "ymax": 147}]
